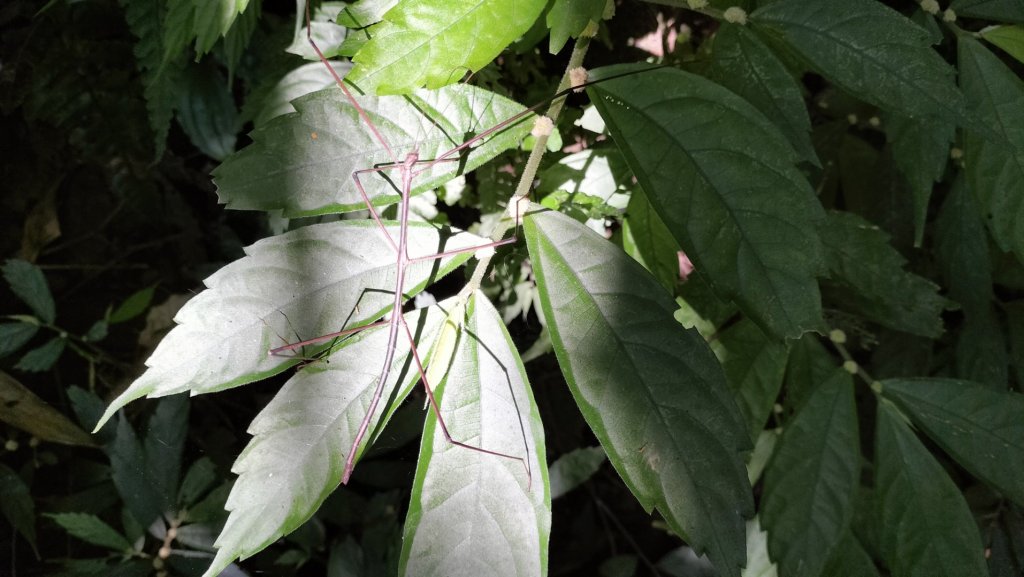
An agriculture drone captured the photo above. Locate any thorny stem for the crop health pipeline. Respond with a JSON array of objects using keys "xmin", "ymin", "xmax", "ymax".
[{"xmin": 457, "ymin": 34, "xmax": 594, "ymax": 302}]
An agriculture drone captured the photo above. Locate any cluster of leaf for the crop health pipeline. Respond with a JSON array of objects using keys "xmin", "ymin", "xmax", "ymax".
[{"xmin": 6, "ymin": 0, "xmax": 1024, "ymax": 576}]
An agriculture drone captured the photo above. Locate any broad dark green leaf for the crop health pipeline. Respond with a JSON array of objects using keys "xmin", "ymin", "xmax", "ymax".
[
  {"xmin": 347, "ymin": 0, "xmax": 547, "ymax": 93},
  {"xmin": 823, "ymin": 533, "xmax": 881, "ymax": 577},
  {"xmin": 883, "ymin": 113, "xmax": 954, "ymax": 246},
  {"xmin": 96, "ymin": 220, "xmax": 483, "ymax": 429},
  {"xmin": 951, "ymin": 0, "xmax": 1024, "ymax": 22},
  {"xmin": 547, "ymin": 0, "xmax": 605, "ymax": 54},
  {"xmin": 881, "ymin": 378, "xmax": 1024, "ymax": 505},
  {"xmin": 956, "ymin": 309, "xmax": 1009, "ymax": 388},
  {"xmin": 399, "ymin": 293, "xmax": 549, "ymax": 577},
  {"xmin": 2, "ymin": 259, "xmax": 55, "ymax": 324},
  {"xmin": 622, "ymin": 189, "xmax": 680, "ymax": 293},
  {"xmin": 0, "ymin": 463, "xmax": 36, "ymax": 549},
  {"xmin": 47, "ymin": 512, "xmax": 132, "ymax": 552},
  {"xmin": 178, "ymin": 457, "xmax": 217, "ymax": 507},
  {"xmin": 525, "ymin": 208, "xmax": 752, "ymax": 576},
  {"xmin": 0, "ymin": 323, "xmax": 38, "ymax": 358},
  {"xmin": 874, "ymin": 402, "xmax": 987, "ymax": 577},
  {"xmin": 936, "ymin": 176, "xmax": 992, "ymax": 316},
  {"xmin": 14, "ymin": 337, "xmax": 65, "ymax": 372},
  {"xmin": 177, "ymin": 64, "xmax": 238, "ymax": 161},
  {"xmin": 718, "ymin": 318, "xmax": 788, "ymax": 442},
  {"xmin": 109, "ymin": 416, "xmax": 164, "ymax": 527},
  {"xmin": 0, "ymin": 370, "xmax": 95, "ymax": 446},
  {"xmin": 549, "ymin": 446, "xmax": 607, "ymax": 499},
  {"xmin": 762, "ymin": 369, "xmax": 859, "ymax": 577},
  {"xmin": 144, "ymin": 394, "xmax": 189, "ymax": 511},
  {"xmin": 782, "ymin": 334, "xmax": 835, "ymax": 411},
  {"xmin": 202, "ymin": 303, "xmax": 449, "ymax": 577},
  {"xmin": 710, "ymin": 23, "xmax": 817, "ymax": 165},
  {"xmin": 588, "ymin": 64, "xmax": 826, "ymax": 339},
  {"xmin": 819, "ymin": 211, "xmax": 947, "ymax": 338},
  {"xmin": 752, "ymin": 0, "xmax": 966, "ymax": 121},
  {"xmin": 213, "ymin": 84, "xmax": 531, "ymax": 217},
  {"xmin": 958, "ymin": 36, "xmax": 1024, "ymax": 263},
  {"xmin": 982, "ymin": 25, "xmax": 1024, "ymax": 64}
]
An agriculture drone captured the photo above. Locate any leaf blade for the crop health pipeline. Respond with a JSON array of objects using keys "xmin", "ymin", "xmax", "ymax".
[
  {"xmin": 524, "ymin": 208, "xmax": 752, "ymax": 576},
  {"xmin": 2, "ymin": 259, "xmax": 55, "ymax": 324}
]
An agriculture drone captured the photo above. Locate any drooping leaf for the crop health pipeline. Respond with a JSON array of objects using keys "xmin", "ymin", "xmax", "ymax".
[
  {"xmin": 144, "ymin": 394, "xmax": 189, "ymax": 511},
  {"xmin": 177, "ymin": 63, "xmax": 238, "ymax": 161},
  {"xmin": 0, "ymin": 370, "xmax": 95, "ymax": 446},
  {"xmin": 718, "ymin": 318, "xmax": 788, "ymax": 442},
  {"xmin": 935, "ymin": 176, "xmax": 993, "ymax": 317},
  {"xmin": 192, "ymin": 0, "xmax": 247, "ymax": 56},
  {"xmin": 981, "ymin": 24, "xmax": 1024, "ymax": 64},
  {"xmin": 819, "ymin": 210, "xmax": 948, "ymax": 338},
  {"xmin": 751, "ymin": 0, "xmax": 966, "ymax": 121},
  {"xmin": 822, "ymin": 532, "xmax": 881, "ymax": 577},
  {"xmin": 0, "ymin": 323, "xmax": 38, "ymax": 358},
  {"xmin": 883, "ymin": 113, "xmax": 954, "ymax": 246},
  {"xmin": 201, "ymin": 303, "xmax": 448, "ymax": 577},
  {"xmin": 95, "ymin": 220, "xmax": 484, "ymax": 430},
  {"xmin": 588, "ymin": 64, "xmax": 826, "ymax": 339},
  {"xmin": 524, "ymin": 208, "xmax": 752, "ymax": 576},
  {"xmin": 47, "ymin": 512, "xmax": 133, "ymax": 552},
  {"xmin": 762, "ymin": 369, "xmax": 859, "ymax": 577},
  {"xmin": 547, "ymin": 0, "xmax": 605, "ymax": 54},
  {"xmin": 399, "ymin": 293, "xmax": 549, "ymax": 577},
  {"xmin": 213, "ymin": 84, "xmax": 532, "ymax": 217},
  {"xmin": 710, "ymin": 23, "xmax": 817, "ymax": 165},
  {"xmin": 346, "ymin": 0, "xmax": 547, "ymax": 94},
  {"xmin": 951, "ymin": 0, "xmax": 1024, "ymax": 23},
  {"xmin": 549, "ymin": 446, "xmax": 607, "ymax": 499},
  {"xmin": 881, "ymin": 378, "xmax": 1024, "ymax": 506},
  {"xmin": 14, "ymin": 337, "xmax": 66, "ymax": 372},
  {"xmin": 0, "ymin": 463, "xmax": 36, "ymax": 550},
  {"xmin": 874, "ymin": 402, "xmax": 988, "ymax": 577},
  {"xmin": 2, "ymin": 259, "xmax": 55, "ymax": 324},
  {"xmin": 622, "ymin": 189, "xmax": 680, "ymax": 293},
  {"xmin": 958, "ymin": 36, "xmax": 1024, "ymax": 263},
  {"xmin": 109, "ymin": 416, "xmax": 165, "ymax": 527}
]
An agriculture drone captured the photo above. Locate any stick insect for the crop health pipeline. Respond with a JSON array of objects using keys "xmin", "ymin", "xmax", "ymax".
[{"xmin": 265, "ymin": 4, "xmax": 576, "ymax": 487}]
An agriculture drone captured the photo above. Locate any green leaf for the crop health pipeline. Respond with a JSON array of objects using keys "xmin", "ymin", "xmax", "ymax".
[
  {"xmin": 109, "ymin": 416, "xmax": 165, "ymax": 527},
  {"xmin": 710, "ymin": 23, "xmax": 818, "ymax": 165},
  {"xmin": 0, "ymin": 370, "xmax": 96, "ymax": 446},
  {"xmin": 346, "ymin": 0, "xmax": 547, "ymax": 94},
  {"xmin": 222, "ymin": 0, "xmax": 259, "ymax": 81},
  {"xmin": 0, "ymin": 463, "xmax": 36, "ymax": 550},
  {"xmin": 762, "ymin": 369, "xmax": 859, "ymax": 577},
  {"xmin": 336, "ymin": 0, "xmax": 400, "ymax": 28},
  {"xmin": 95, "ymin": 220, "xmax": 484, "ymax": 430},
  {"xmin": 958, "ymin": 36, "xmax": 1024, "ymax": 263},
  {"xmin": 822, "ymin": 533, "xmax": 881, "ymax": 577},
  {"xmin": 588, "ymin": 64, "xmax": 826, "ymax": 339},
  {"xmin": 782, "ymin": 334, "xmax": 836, "ymax": 410},
  {"xmin": 956, "ymin": 310, "xmax": 1009, "ymax": 388},
  {"xmin": 144, "ymin": 394, "xmax": 189, "ymax": 511},
  {"xmin": 951, "ymin": 0, "xmax": 1024, "ymax": 23},
  {"xmin": 524, "ymin": 208, "xmax": 752, "ymax": 576},
  {"xmin": 549, "ymin": 446, "xmax": 607, "ymax": 499},
  {"xmin": 547, "ymin": 0, "xmax": 605, "ymax": 54},
  {"xmin": 109, "ymin": 286, "xmax": 156, "ymax": 324},
  {"xmin": 192, "ymin": 0, "xmax": 245, "ymax": 56},
  {"xmin": 819, "ymin": 210, "xmax": 947, "ymax": 338},
  {"xmin": 399, "ymin": 293, "xmax": 549, "ymax": 577},
  {"xmin": 935, "ymin": 176, "xmax": 993, "ymax": 317},
  {"xmin": 47, "ymin": 512, "xmax": 133, "ymax": 552},
  {"xmin": 178, "ymin": 457, "xmax": 218, "ymax": 507},
  {"xmin": 0, "ymin": 323, "xmax": 38, "ymax": 358},
  {"xmin": 213, "ymin": 84, "xmax": 532, "ymax": 217},
  {"xmin": 719, "ymin": 319, "xmax": 788, "ymax": 442},
  {"xmin": 15, "ymin": 337, "xmax": 66, "ymax": 372},
  {"xmin": 751, "ymin": 0, "xmax": 966, "ymax": 121},
  {"xmin": 621, "ymin": 189, "xmax": 680, "ymax": 293},
  {"xmin": 874, "ymin": 402, "xmax": 988, "ymax": 577},
  {"xmin": 982, "ymin": 25, "xmax": 1024, "ymax": 64},
  {"xmin": 883, "ymin": 113, "xmax": 954, "ymax": 246},
  {"xmin": 177, "ymin": 64, "xmax": 238, "ymax": 161},
  {"xmin": 2, "ymin": 259, "xmax": 55, "ymax": 324},
  {"xmin": 201, "ymin": 302, "xmax": 448, "ymax": 577},
  {"xmin": 881, "ymin": 378, "xmax": 1024, "ymax": 506}
]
